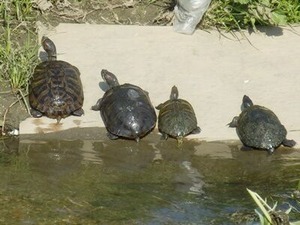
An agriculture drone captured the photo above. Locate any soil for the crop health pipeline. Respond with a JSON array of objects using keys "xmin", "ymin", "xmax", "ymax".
[{"xmin": 0, "ymin": 0, "xmax": 175, "ymax": 135}]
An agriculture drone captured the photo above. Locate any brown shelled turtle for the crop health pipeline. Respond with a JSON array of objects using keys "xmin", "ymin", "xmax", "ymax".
[{"xmin": 29, "ymin": 36, "xmax": 84, "ymax": 123}]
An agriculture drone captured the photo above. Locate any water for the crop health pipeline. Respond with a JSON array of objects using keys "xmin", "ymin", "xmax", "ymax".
[{"xmin": 0, "ymin": 128, "xmax": 299, "ymax": 224}]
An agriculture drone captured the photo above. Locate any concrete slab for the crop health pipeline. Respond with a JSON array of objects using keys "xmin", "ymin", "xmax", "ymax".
[{"xmin": 20, "ymin": 24, "xmax": 300, "ymax": 146}]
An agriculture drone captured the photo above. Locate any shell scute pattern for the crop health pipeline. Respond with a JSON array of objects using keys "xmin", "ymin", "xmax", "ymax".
[
  {"xmin": 156, "ymin": 86, "xmax": 200, "ymax": 143},
  {"xmin": 229, "ymin": 95, "xmax": 296, "ymax": 153},
  {"xmin": 92, "ymin": 70, "xmax": 156, "ymax": 141},
  {"xmin": 158, "ymin": 99, "xmax": 198, "ymax": 137},
  {"xmin": 29, "ymin": 37, "xmax": 84, "ymax": 123}
]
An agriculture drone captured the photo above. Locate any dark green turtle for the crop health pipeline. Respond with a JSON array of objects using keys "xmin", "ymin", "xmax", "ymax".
[
  {"xmin": 92, "ymin": 69, "xmax": 157, "ymax": 142},
  {"xmin": 156, "ymin": 86, "xmax": 201, "ymax": 144},
  {"xmin": 228, "ymin": 95, "xmax": 296, "ymax": 153},
  {"xmin": 29, "ymin": 36, "xmax": 84, "ymax": 123}
]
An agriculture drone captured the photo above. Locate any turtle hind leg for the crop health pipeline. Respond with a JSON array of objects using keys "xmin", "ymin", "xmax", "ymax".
[
  {"xmin": 160, "ymin": 133, "xmax": 169, "ymax": 140},
  {"xmin": 30, "ymin": 109, "xmax": 43, "ymax": 118},
  {"xmin": 240, "ymin": 145, "xmax": 253, "ymax": 151},
  {"xmin": 107, "ymin": 132, "xmax": 119, "ymax": 140},
  {"xmin": 191, "ymin": 126, "xmax": 201, "ymax": 134},
  {"xmin": 72, "ymin": 108, "xmax": 84, "ymax": 116},
  {"xmin": 282, "ymin": 139, "xmax": 296, "ymax": 148}
]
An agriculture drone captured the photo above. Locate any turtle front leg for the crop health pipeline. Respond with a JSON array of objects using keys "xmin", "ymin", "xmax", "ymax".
[{"xmin": 91, "ymin": 98, "xmax": 102, "ymax": 111}]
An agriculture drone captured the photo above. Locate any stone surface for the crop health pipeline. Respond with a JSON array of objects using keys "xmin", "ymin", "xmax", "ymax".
[{"xmin": 20, "ymin": 24, "xmax": 300, "ymax": 145}]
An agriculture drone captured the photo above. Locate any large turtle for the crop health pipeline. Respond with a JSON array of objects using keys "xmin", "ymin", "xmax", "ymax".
[
  {"xmin": 156, "ymin": 85, "xmax": 201, "ymax": 144},
  {"xmin": 29, "ymin": 36, "xmax": 84, "ymax": 123},
  {"xmin": 228, "ymin": 95, "xmax": 296, "ymax": 153},
  {"xmin": 92, "ymin": 69, "xmax": 157, "ymax": 142}
]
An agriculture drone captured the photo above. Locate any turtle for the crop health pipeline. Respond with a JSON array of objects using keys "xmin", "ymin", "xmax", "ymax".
[
  {"xmin": 29, "ymin": 36, "xmax": 84, "ymax": 123},
  {"xmin": 92, "ymin": 69, "xmax": 157, "ymax": 142},
  {"xmin": 228, "ymin": 95, "xmax": 296, "ymax": 153},
  {"xmin": 156, "ymin": 85, "xmax": 201, "ymax": 144}
]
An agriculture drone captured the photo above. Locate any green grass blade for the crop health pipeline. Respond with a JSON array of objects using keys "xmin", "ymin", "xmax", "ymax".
[{"xmin": 247, "ymin": 188, "xmax": 272, "ymax": 223}]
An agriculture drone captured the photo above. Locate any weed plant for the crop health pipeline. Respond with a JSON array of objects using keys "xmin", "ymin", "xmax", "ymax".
[
  {"xmin": 0, "ymin": 0, "xmax": 39, "ymax": 95},
  {"xmin": 202, "ymin": 0, "xmax": 300, "ymax": 31},
  {"xmin": 248, "ymin": 189, "xmax": 300, "ymax": 225}
]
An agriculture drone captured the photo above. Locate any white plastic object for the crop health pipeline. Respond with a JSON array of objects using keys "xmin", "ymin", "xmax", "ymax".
[{"xmin": 173, "ymin": 0, "xmax": 212, "ymax": 35}]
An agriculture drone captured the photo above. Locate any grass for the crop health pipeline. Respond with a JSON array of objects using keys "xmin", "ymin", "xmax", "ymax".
[
  {"xmin": 247, "ymin": 188, "xmax": 300, "ymax": 225},
  {"xmin": 0, "ymin": 0, "xmax": 39, "ymax": 134},
  {"xmin": 203, "ymin": 0, "xmax": 300, "ymax": 31},
  {"xmin": 0, "ymin": 0, "xmax": 39, "ymax": 94}
]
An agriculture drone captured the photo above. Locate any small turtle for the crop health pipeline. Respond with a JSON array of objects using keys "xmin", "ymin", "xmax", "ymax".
[
  {"xmin": 156, "ymin": 85, "xmax": 201, "ymax": 144},
  {"xmin": 228, "ymin": 95, "xmax": 296, "ymax": 153},
  {"xmin": 29, "ymin": 36, "xmax": 84, "ymax": 123},
  {"xmin": 92, "ymin": 69, "xmax": 157, "ymax": 142}
]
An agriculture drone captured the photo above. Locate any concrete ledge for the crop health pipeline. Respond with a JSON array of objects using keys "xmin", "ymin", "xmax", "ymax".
[{"xmin": 20, "ymin": 24, "xmax": 300, "ymax": 146}]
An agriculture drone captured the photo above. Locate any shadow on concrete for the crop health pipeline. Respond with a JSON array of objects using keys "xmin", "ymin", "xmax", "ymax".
[{"xmin": 248, "ymin": 26, "xmax": 284, "ymax": 36}]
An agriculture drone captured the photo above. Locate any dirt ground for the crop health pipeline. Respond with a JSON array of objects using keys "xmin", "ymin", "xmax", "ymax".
[
  {"xmin": 0, "ymin": 0, "xmax": 175, "ymax": 135},
  {"xmin": 37, "ymin": 0, "xmax": 175, "ymax": 26}
]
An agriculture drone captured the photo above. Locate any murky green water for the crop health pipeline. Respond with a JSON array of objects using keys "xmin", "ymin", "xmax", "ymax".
[{"xmin": 0, "ymin": 128, "xmax": 299, "ymax": 224}]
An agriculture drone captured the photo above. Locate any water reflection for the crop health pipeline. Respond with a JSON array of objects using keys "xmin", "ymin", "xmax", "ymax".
[{"xmin": 0, "ymin": 128, "xmax": 299, "ymax": 224}]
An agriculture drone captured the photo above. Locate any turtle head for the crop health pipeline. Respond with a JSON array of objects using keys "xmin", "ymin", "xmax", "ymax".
[
  {"xmin": 241, "ymin": 95, "xmax": 253, "ymax": 111},
  {"xmin": 170, "ymin": 85, "xmax": 179, "ymax": 100},
  {"xmin": 228, "ymin": 116, "xmax": 239, "ymax": 128},
  {"xmin": 101, "ymin": 69, "xmax": 120, "ymax": 87},
  {"xmin": 41, "ymin": 36, "xmax": 57, "ymax": 61}
]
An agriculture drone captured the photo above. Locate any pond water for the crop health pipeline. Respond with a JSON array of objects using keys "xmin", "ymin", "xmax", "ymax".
[{"xmin": 0, "ymin": 128, "xmax": 299, "ymax": 224}]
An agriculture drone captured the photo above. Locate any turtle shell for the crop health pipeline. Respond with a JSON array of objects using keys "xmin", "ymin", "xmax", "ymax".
[
  {"xmin": 99, "ymin": 83, "xmax": 156, "ymax": 140},
  {"xmin": 157, "ymin": 98, "xmax": 199, "ymax": 139},
  {"xmin": 236, "ymin": 105, "xmax": 287, "ymax": 150},
  {"xmin": 29, "ymin": 60, "xmax": 84, "ymax": 121}
]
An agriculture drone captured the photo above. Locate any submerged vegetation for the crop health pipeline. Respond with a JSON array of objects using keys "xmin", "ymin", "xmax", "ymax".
[{"xmin": 248, "ymin": 188, "xmax": 300, "ymax": 225}]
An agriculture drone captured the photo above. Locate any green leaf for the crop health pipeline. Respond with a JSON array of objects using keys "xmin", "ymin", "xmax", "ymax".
[
  {"xmin": 247, "ymin": 188, "xmax": 273, "ymax": 223},
  {"xmin": 271, "ymin": 12, "xmax": 287, "ymax": 25},
  {"xmin": 233, "ymin": 0, "xmax": 251, "ymax": 4}
]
